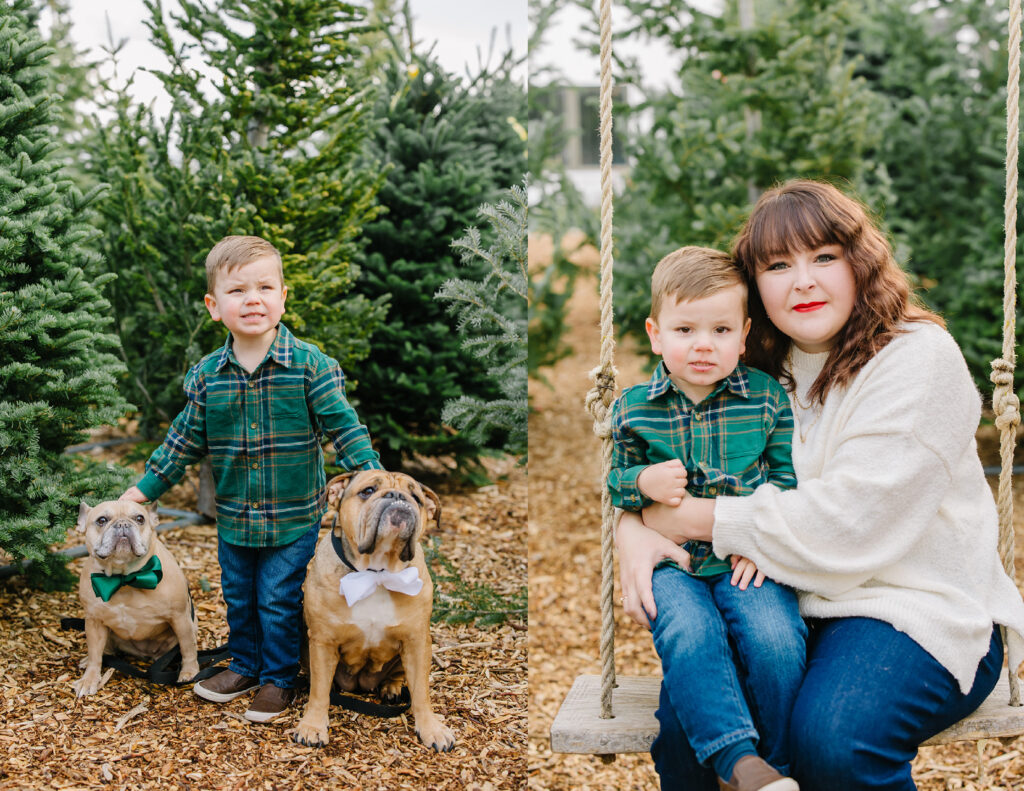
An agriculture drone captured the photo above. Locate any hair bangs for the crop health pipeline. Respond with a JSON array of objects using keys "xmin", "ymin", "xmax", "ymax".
[{"xmin": 743, "ymin": 192, "xmax": 844, "ymax": 270}]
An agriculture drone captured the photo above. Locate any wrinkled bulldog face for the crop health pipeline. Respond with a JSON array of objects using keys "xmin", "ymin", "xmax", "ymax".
[
  {"xmin": 327, "ymin": 471, "xmax": 440, "ymax": 567},
  {"xmin": 77, "ymin": 501, "xmax": 157, "ymax": 562}
]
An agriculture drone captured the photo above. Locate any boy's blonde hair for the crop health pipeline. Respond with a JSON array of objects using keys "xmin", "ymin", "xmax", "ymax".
[
  {"xmin": 205, "ymin": 235, "xmax": 283, "ymax": 293},
  {"xmin": 650, "ymin": 246, "xmax": 746, "ymax": 319}
]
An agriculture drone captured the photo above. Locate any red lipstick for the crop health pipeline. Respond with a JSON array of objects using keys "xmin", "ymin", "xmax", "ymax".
[{"xmin": 793, "ymin": 302, "xmax": 826, "ymax": 313}]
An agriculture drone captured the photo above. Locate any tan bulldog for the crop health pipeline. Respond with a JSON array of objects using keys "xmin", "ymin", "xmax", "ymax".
[
  {"xmin": 293, "ymin": 471, "xmax": 455, "ymax": 751},
  {"xmin": 73, "ymin": 500, "xmax": 200, "ymax": 697}
]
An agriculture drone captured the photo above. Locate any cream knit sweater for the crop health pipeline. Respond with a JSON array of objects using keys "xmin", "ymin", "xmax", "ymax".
[{"xmin": 712, "ymin": 321, "xmax": 1024, "ymax": 693}]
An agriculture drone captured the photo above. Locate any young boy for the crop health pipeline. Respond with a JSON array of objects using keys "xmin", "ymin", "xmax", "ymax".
[
  {"xmin": 121, "ymin": 235, "xmax": 382, "ymax": 723},
  {"xmin": 609, "ymin": 247, "xmax": 805, "ymax": 791}
]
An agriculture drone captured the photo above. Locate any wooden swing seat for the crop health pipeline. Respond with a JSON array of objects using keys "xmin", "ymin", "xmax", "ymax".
[{"xmin": 550, "ymin": 674, "xmax": 1024, "ymax": 755}]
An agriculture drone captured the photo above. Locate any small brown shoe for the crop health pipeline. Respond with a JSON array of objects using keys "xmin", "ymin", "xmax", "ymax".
[
  {"xmin": 243, "ymin": 684, "xmax": 295, "ymax": 723},
  {"xmin": 717, "ymin": 756, "xmax": 800, "ymax": 791},
  {"xmin": 193, "ymin": 669, "xmax": 258, "ymax": 703}
]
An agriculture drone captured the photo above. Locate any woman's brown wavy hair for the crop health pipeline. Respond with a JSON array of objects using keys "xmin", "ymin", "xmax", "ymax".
[{"xmin": 731, "ymin": 180, "xmax": 943, "ymax": 404}]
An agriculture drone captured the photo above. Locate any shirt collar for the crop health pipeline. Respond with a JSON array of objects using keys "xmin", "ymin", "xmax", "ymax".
[
  {"xmin": 646, "ymin": 361, "xmax": 751, "ymax": 404},
  {"xmin": 213, "ymin": 323, "xmax": 294, "ymax": 372}
]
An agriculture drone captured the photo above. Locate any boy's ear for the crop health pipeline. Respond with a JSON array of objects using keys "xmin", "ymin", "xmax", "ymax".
[
  {"xmin": 204, "ymin": 293, "xmax": 221, "ymax": 322},
  {"xmin": 281, "ymin": 284, "xmax": 288, "ymax": 305},
  {"xmin": 645, "ymin": 317, "xmax": 662, "ymax": 356}
]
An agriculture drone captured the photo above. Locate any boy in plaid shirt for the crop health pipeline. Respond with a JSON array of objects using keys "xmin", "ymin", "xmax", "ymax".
[
  {"xmin": 608, "ymin": 247, "xmax": 805, "ymax": 790},
  {"xmin": 122, "ymin": 236, "xmax": 381, "ymax": 723}
]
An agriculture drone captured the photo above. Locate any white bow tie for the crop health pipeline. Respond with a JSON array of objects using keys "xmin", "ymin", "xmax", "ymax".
[{"xmin": 338, "ymin": 566, "xmax": 423, "ymax": 606}]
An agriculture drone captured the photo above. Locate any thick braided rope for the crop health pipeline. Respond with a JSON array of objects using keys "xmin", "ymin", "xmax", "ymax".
[
  {"xmin": 991, "ymin": 0, "xmax": 1024, "ymax": 709},
  {"xmin": 996, "ymin": 0, "xmax": 1023, "ymax": 707},
  {"xmin": 581, "ymin": 0, "xmax": 619, "ymax": 720}
]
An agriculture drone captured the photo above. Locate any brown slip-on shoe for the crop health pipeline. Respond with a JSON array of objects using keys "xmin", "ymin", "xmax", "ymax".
[
  {"xmin": 193, "ymin": 669, "xmax": 258, "ymax": 703},
  {"xmin": 243, "ymin": 683, "xmax": 295, "ymax": 723},
  {"xmin": 717, "ymin": 756, "xmax": 800, "ymax": 791}
]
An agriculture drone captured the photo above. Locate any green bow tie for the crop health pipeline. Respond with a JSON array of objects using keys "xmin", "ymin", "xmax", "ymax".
[{"xmin": 90, "ymin": 554, "xmax": 163, "ymax": 602}]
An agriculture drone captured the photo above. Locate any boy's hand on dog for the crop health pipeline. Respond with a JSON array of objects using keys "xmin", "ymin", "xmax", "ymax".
[
  {"xmin": 638, "ymin": 460, "xmax": 688, "ymax": 506},
  {"xmin": 119, "ymin": 486, "xmax": 148, "ymax": 504}
]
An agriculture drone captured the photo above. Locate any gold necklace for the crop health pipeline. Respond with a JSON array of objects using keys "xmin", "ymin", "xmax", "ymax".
[
  {"xmin": 791, "ymin": 389, "xmax": 821, "ymax": 442},
  {"xmin": 792, "ymin": 389, "xmax": 814, "ymax": 411}
]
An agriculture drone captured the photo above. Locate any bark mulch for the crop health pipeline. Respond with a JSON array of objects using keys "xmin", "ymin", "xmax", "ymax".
[
  {"xmin": 0, "ymin": 450, "xmax": 526, "ymax": 790},
  {"xmin": 527, "ymin": 237, "xmax": 1024, "ymax": 791}
]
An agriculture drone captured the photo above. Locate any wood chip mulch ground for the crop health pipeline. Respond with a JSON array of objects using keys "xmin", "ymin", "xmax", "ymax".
[
  {"xmin": 527, "ymin": 233, "xmax": 1024, "ymax": 791},
  {"xmin": 0, "ymin": 445, "xmax": 526, "ymax": 790}
]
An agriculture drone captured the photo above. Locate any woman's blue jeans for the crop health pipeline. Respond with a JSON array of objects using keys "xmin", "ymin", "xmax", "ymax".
[
  {"xmin": 649, "ymin": 563, "xmax": 807, "ymax": 783},
  {"xmin": 217, "ymin": 524, "xmax": 319, "ymax": 688},
  {"xmin": 651, "ymin": 615, "xmax": 1003, "ymax": 791}
]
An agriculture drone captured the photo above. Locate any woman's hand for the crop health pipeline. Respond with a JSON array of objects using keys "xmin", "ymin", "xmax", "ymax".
[
  {"xmin": 642, "ymin": 497, "xmax": 715, "ymax": 543},
  {"xmin": 616, "ymin": 510, "xmax": 691, "ymax": 630}
]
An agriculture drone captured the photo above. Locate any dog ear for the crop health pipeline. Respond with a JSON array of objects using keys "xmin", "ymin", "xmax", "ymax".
[
  {"xmin": 145, "ymin": 500, "xmax": 159, "ymax": 522},
  {"xmin": 75, "ymin": 501, "xmax": 91, "ymax": 534},
  {"xmin": 419, "ymin": 484, "xmax": 442, "ymax": 531},
  {"xmin": 326, "ymin": 472, "xmax": 360, "ymax": 508},
  {"xmin": 321, "ymin": 508, "xmax": 337, "ymax": 530}
]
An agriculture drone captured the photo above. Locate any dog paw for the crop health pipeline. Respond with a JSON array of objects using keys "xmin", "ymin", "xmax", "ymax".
[
  {"xmin": 379, "ymin": 681, "xmax": 404, "ymax": 703},
  {"xmin": 177, "ymin": 664, "xmax": 201, "ymax": 684},
  {"xmin": 72, "ymin": 671, "xmax": 101, "ymax": 698},
  {"xmin": 416, "ymin": 718, "xmax": 456, "ymax": 752},
  {"xmin": 292, "ymin": 720, "xmax": 329, "ymax": 748}
]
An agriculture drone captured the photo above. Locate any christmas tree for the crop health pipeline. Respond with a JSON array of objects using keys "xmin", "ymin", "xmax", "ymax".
[
  {"xmin": 348, "ymin": 12, "xmax": 527, "ymax": 469},
  {"xmin": 437, "ymin": 181, "xmax": 527, "ymax": 463},
  {"xmin": 0, "ymin": 2, "xmax": 132, "ymax": 587},
  {"xmin": 84, "ymin": 0, "xmax": 386, "ymax": 437}
]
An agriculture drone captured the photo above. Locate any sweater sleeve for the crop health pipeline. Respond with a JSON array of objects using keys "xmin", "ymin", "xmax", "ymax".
[{"xmin": 713, "ymin": 326, "xmax": 981, "ymax": 596}]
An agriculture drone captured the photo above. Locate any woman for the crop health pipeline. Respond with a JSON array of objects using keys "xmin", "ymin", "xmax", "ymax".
[{"xmin": 616, "ymin": 179, "xmax": 1024, "ymax": 791}]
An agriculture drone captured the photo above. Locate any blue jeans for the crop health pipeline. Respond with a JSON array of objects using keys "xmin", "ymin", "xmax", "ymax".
[
  {"xmin": 649, "ymin": 564, "xmax": 807, "ymax": 785},
  {"xmin": 791, "ymin": 618, "xmax": 1002, "ymax": 790},
  {"xmin": 651, "ymin": 616, "xmax": 1003, "ymax": 791},
  {"xmin": 217, "ymin": 524, "xmax": 319, "ymax": 688}
]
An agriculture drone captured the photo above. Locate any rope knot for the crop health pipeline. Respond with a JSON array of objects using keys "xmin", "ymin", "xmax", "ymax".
[
  {"xmin": 585, "ymin": 364, "xmax": 618, "ymax": 424},
  {"xmin": 991, "ymin": 358, "xmax": 1021, "ymax": 431},
  {"xmin": 592, "ymin": 417, "xmax": 613, "ymax": 440}
]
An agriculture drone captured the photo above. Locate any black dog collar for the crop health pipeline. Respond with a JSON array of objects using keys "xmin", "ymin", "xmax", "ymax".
[{"xmin": 330, "ymin": 529, "xmax": 360, "ymax": 573}]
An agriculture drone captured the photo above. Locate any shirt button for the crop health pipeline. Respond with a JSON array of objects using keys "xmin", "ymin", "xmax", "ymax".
[
  {"xmin": 709, "ymin": 486, "xmax": 717, "ymax": 495},
  {"xmin": 693, "ymin": 413, "xmax": 702, "ymax": 421},
  {"xmin": 251, "ymin": 502, "xmax": 259, "ymax": 510},
  {"xmin": 251, "ymin": 463, "xmax": 258, "ymax": 469},
  {"xmin": 248, "ymin": 381, "xmax": 255, "ymax": 389},
  {"xmin": 250, "ymin": 422, "xmax": 257, "ymax": 429}
]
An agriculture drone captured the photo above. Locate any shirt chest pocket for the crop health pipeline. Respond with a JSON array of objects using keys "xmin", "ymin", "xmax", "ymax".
[
  {"xmin": 205, "ymin": 390, "xmax": 242, "ymax": 444},
  {"xmin": 718, "ymin": 432, "xmax": 765, "ymax": 471},
  {"xmin": 271, "ymin": 397, "xmax": 312, "ymax": 436}
]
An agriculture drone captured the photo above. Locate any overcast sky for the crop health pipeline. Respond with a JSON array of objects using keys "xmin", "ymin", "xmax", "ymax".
[
  {"xmin": 532, "ymin": 1, "xmax": 723, "ymax": 92},
  {"xmin": 55, "ymin": 1, "xmax": 526, "ymax": 116}
]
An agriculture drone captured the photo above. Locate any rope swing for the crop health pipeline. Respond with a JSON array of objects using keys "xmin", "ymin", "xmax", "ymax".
[
  {"xmin": 582, "ymin": 0, "xmax": 1024, "ymax": 726},
  {"xmin": 583, "ymin": 0, "xmax": 619, "ymax": 721},
  {"xmin": 995, "ymin": 0, "xmax": 1023, "ymax": 707}
]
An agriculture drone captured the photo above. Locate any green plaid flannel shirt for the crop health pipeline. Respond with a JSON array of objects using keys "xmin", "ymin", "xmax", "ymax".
[
  {"xmin": 137, "ymin": 324, "xmax": 382, "ymax": 547},
  {"xmin": 609, "ymin": 361, "xmax": 796, "ymax": 576}
]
